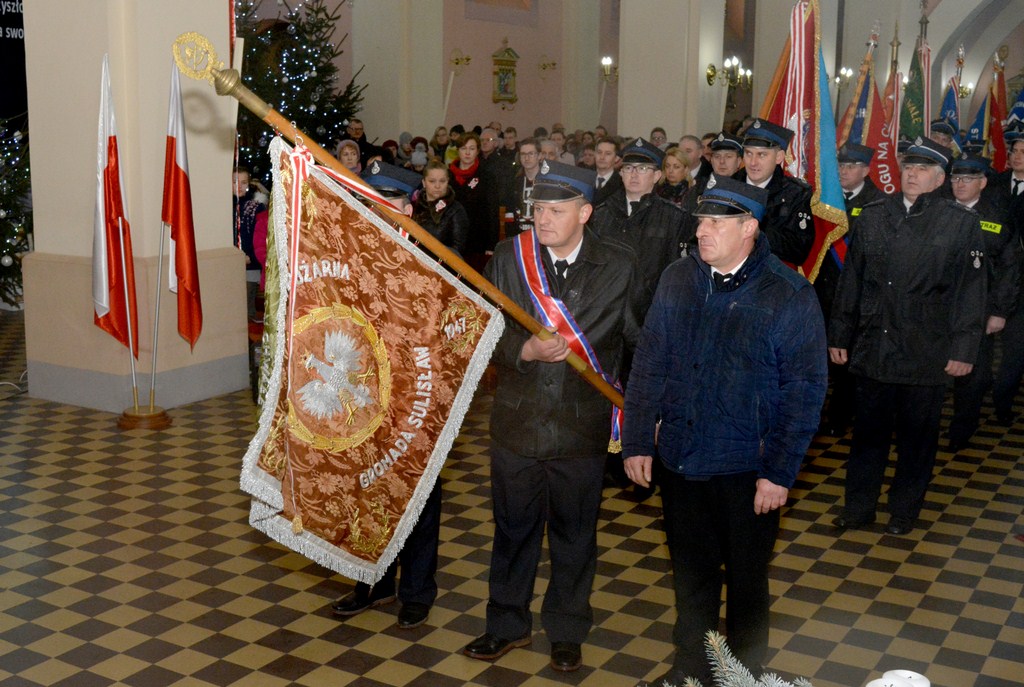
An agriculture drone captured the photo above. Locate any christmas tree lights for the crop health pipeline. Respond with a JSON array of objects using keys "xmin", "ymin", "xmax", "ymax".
[
  {"xmin": 235, "ymin": 0, "xmax": 366, "ymax": 184},
  {"xmin": 0, "ymin": 119, "xmax": 31, "ymax": 308}
]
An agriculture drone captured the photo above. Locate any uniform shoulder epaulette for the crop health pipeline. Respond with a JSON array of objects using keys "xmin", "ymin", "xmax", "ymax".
[
  {"xmin": 785, "ymin": 175, "xmax": 812, "ymax": 190},
  {"xmin": 765, "ymin": 254, "xmax": 812, "ymax": 291},
  {"xmin": 949, "ymin": 199, "xmax": 977, "ymax": 216}
]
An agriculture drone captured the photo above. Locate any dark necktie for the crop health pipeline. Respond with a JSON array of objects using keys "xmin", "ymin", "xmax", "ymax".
[
  {"xmin": 1013, "ymin": 178, "xmax": 1023, "ymax": 196},
  {"xmin": 596, "ymin": 176, "xmax": 606, "ymax": 189},
  {"xmin": 714, "ymin": 272, "xmax": 732, "ymax": 289},
  {"xmin": 554, "ymin": 259, "xmax": 569, "ymax": 285},
  {"xmin": 629, "ymin": 201, "xmax": 639, "ymax": 216},
  {"xmin": 844, "ymin": 190, "xmax": 854, "ymax": 201}
]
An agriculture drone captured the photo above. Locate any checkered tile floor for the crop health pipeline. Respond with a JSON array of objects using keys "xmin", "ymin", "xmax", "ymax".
[{"xmin": 1, "ymin": 309, "xmax": 1022, "ymax": 687}]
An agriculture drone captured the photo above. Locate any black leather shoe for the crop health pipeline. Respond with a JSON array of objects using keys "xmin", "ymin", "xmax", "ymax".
[
  {"xmin": 886, "ymin": 518, "xmax": 913, "ymax": 535},
  {"xmin": 946, "ymin": 436, "xmax": 970, "ymax": 453},
  {"xmin": 330, "ymin": 585, "xmax": 396, "ymax": 617},
  {"xmin": 550, "ymin": 641, "xmax": 582, "ymax": 672},
  {"xmin": 993, "ymin": 411, "xmax": 1016, "ymax": 426},
  {"xmin": 462, "ymin": 632, "xmax": 531, "ymax": 660},
  {"xmin": 397, "ymin": 602, "xmax": 430, "ymax": 629},
  {"xmin": 833, "ymin": 513, "xmax": 875, "ymax": 531}
]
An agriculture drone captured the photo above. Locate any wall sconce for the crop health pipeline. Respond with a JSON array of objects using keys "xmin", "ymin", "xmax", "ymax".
[
  {"xmin": 601, "ymin": 56, "xmax": 618, "ymax": 83},
  {"xmin": 834, "ymin": 66, "xmax": 854, "ymax": 88},
  {"xmin": 706, "ymin": 56, "xmax": 752, "ymax": 91},
  {"xmin": 538, "ymin": 55, "xmax": 557, "ymax": 79},
  {"xmin": 958, "ymin": 81, "xmax": 975, "ymax": 99},
  {"xmin": 450, "ymin": 48, "xmax": 472, "ymax": 75},
  {"xmin": 833, "ymin": 67, "xmax": 854, "ymax": 125}
]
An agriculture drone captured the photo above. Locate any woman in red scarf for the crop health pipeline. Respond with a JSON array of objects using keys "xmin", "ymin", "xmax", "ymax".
[{"xmin": 449, "ymin": 132, "xmax": 500, "ymax": 269}]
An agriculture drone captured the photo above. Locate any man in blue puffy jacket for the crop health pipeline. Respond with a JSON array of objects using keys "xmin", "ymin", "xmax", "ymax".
[{"xmin": 623, "ymin": 174, "xmax": 827, "ymax": 686}]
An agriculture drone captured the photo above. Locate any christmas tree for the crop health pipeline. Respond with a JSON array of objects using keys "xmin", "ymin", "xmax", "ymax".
[
  {"xmin": 235, "ymin": 0, "xmax": 366, "ymax": 184},
  {"xmin": 0, "ymin": 119, "xmax": 31, "ymax": 308}
]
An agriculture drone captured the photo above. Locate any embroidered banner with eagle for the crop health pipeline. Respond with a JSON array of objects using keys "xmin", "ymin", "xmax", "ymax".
[{"xmin": 242, "ymin": 137, "xmax": 503, "ymax": 583}]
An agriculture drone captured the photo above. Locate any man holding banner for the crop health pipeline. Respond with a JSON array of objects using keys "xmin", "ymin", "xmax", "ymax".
[{"xmin": 462, "ymin": 161, "xmax": 641, "ymax": 672}]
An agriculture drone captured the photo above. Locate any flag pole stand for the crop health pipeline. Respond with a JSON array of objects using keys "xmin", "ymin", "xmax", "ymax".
[
  {"xmin": 118, "ymin": 405, "xmax": 171, "ymax": 430},
  {"xmin": 119, "ymin": 221, "xmax": 173, "ymax": 431},
  {"xmin": 116, "ymin": 217, "xmax": 170, "ymax": 430}
]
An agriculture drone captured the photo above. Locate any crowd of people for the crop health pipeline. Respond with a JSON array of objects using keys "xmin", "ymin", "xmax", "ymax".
[{"xmin": 231, "ymin": 110, "xmax": 1024, "ymax": 686}]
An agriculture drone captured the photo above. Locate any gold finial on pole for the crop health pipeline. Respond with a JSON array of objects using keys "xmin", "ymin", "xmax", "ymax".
[
  {"xmin": 890, "ymin": 20, "xmax": 901, "ymax": 75},
  {"xmin": 172, "ymin": 33, "xmax": 223, "ymax": 83}
]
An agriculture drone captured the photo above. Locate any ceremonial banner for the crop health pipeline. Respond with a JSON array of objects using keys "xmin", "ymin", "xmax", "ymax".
[
  {"xmin": 93, "ymin": 54, "xmax": 139, "ymax": 357},
  {"xmin": 759, "ymin": 0, "xmax": 847, "ymax": 282},
  {"xmin": 837, "ymin": 28, "xmax": 899, "ymax": 195},
  {"xmin": 899, "ymin": 39, "xmax": 930, "ymax": 140},
  {"xmin": 881, "ymin": 65, "xmax": 903, "ymax": 196},
  {"xmin": 1007, "ymin": 89, "xmax": 1024, "ymax": 127},
  {"xmin": 938, "ymin": 78, "xmax": 962, "ymax": 151},
  {"xmin": 966, "ymin": 93, "xmax": 991, "ymax": 148},
  {"xmin": 242, "ymin": 137, "xmax": 503, "ymax": 583},
  {"xmin": 988, "ymin": 85, "xmax": 1008, "ymax": 172},
  {"xmin": 162, "ymin": 61, "xmax": 202, "ymax": 348}
]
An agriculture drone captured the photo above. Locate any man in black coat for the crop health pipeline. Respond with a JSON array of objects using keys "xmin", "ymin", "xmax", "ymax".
[
  {"xmin": 734, "ymin": 118, "xmax": 814, "ymax": 267},
  {"xmin": 946, "ymin": 153, "xmax": 1021, "ymax": 450},
  {"xmin": 593, "ymin": 136, "xmax": 624, "ymax": 206},
  {"xmin": 829, "ymin": 138, "xmax": 986, "ymax": 535},
  {"xmin": 589, "ymin": 137, "xmax": 688, "ymax": 316},
  {"xmin": 988, "ymin": 127, "xmax": 1024, "ymax": 423},
  {"xmin": 815, "ymin": 142, "xmax": 886, "ymax": 434},
  {"xmin": 462, "ymin": 161, "xmax": 641, "ymax": 673},
  {"xmin": 480, "ymin": 126, "xmax": 517, "ymax": 210},
  {"xmin": 505, "ymin": 137, "xmax": 543, "ymax": 238}
]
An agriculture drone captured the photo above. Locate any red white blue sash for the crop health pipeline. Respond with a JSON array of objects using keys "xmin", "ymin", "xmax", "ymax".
[{"xmin": 512, "ymin": 230, "xmax": 623, "ymax": 452}]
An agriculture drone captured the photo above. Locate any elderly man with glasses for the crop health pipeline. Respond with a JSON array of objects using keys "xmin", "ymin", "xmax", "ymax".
[{"xmin": 829, "ymin": 138, "xmax": 986, "ymax": 536}]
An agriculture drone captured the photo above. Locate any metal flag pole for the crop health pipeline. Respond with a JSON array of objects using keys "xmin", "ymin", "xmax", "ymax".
[
  {"xmin": 141, "ymin": 220, "xmax": 174, "ymax": 428},
  {"xmin": 118, "ymin": 217, "xmax": 138, "ymax": 409},
  {"xmin": 172, "ymin": 33, "xmax": 624, "ymax": 410},
  {"xmin": 149, "ymin": 223, "xmax": 165, "ymax": 410}
]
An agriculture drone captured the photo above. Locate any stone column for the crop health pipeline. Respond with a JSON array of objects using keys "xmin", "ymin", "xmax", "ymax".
[
  {"xmin": 351, "ymin": 0, "xmax": 444, "ymax": 143},
  {"xmin": 617, "ymin": 0, "xmax": 727, "ymax": 139}
]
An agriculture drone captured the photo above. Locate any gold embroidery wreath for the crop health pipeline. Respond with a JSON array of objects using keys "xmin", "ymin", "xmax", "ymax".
[{"xmin": 287, "ymin": 304, "xmax": 392, "ymax": 451}]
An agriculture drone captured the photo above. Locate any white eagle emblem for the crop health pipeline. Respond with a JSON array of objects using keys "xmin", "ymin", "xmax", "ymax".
[{"xmin": 298, "ymin": 330, "xmax": 374, "ymax": 423}]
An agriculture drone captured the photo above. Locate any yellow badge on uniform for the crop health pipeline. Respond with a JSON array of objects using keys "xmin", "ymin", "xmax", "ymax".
[
  {"xmin": 851, "ymin": 207, "xmax": 863, "ymax": 217},
  {"xmin": 980, "ymin": 221, "xmax": 1002, "ymax": 234}
]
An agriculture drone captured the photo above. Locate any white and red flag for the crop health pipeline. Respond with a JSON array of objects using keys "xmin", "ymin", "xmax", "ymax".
[
  {"xmin": 93, "ymin": 54, "xmax": 139, "ymax": 358},
  {"xmin": 162, "ymin": 61, "xmax": 202, "ymax": 348}
]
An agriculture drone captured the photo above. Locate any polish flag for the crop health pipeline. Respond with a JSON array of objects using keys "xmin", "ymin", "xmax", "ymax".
[
  {"xmin": 93, "ymin": 54, "xmax": 139, "ymax": 358},
  {"xmin": 162, "ymin": 61, "xmax": 202, "ymax": 348}
]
